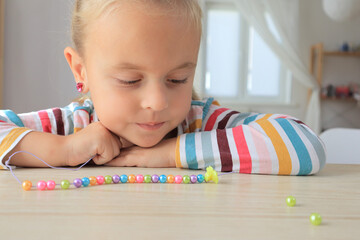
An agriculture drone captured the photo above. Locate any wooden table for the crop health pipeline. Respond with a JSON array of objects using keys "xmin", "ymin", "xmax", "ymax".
[{"xmin": 0, "ymin": 164, "xmax": 359, "ymax": 240}]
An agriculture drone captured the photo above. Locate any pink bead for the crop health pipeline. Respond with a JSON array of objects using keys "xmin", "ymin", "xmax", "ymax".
[
  {"xmin": 175, "ymin": 175, "xmax": 183, "ymax": 184},
  {"xmin": 46, "ymin": 180, "xmax": 56, "ymax": 190},
  {"xmin": 37, "ymin": 181, "xmax": 47, "ymax": 190},
  {"xmin": 136, "ymin": 174, "xmax": 144, "ymax": 183},
  {"xmin": 96, "ymin": 175, "xmax": 105, "ymax": 185}
]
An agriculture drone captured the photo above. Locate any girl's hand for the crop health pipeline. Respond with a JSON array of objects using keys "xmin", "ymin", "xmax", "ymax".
[
  {"xmin": 105, "ymin": 138, "xmax": 177, "ymax": 168},
  {"xmin": 65, "ymin": 122, "xmax": 132, "ymax": 166}
]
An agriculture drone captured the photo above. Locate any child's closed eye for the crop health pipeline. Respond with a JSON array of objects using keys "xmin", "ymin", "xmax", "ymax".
[
  {"xmin": 116, "ymin": 78, "xmax": 188, "ymax": 86},
  {"xmin": 167, "ymin": 78, "xmax": 188, "ymax": 84},
  {"xmin": 117, "ymin": 79, "xmax": 141, "ymax": 85}
]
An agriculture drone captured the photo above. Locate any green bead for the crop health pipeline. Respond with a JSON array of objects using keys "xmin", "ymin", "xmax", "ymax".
[
  {"xmin": 61, "ymin": 180, "xmax": 70, "ymax": 189},
  {"xmin": 310, "ymin": 213, "xmax": 322, "ymax": 225},
  {"xmin": 105, "ymin": 175, "xmax": 112, "ymax": 184},
  {"xmin": 183, "ymin": 175, "xmax": 190, "ymax": 184},
  {"xmin": 144, "ymin": 175, "xmax": 152, "ymax": 183},
  {"xmin": 286, "ymin": 196, "xmax": 296, "ymax": 207}
]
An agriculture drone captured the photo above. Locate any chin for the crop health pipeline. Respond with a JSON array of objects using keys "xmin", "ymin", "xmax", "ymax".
[{"xmin": 133, "ymin": 137, "xmax": 162, "ymax": 148}]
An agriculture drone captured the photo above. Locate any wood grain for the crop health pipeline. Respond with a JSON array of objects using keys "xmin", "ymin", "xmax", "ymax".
[{"xmin": 0, "ymin": 164, "xmax": 359, "ymax": 240}]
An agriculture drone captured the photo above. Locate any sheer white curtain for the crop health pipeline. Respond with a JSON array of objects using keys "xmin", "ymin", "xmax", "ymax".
[{"xmin": 233, "ymin": 0, "xmax": 321, "ymax": 133}]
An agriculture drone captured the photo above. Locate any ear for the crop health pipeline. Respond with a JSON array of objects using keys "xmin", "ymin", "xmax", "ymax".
[{"xmin": 64, "ymin": 47, "xmax": 89, "ymax": 93}]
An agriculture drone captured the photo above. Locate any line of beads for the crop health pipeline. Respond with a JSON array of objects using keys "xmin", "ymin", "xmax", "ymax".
[{"xmin": 22, "ymin": 174, "xmax": 206, "ymax": 191}]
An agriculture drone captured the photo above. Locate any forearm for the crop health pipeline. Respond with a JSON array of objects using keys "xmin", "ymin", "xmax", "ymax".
[{"xmin": 4, "ymin": 131, "xmax": 69, "ymax": 168}]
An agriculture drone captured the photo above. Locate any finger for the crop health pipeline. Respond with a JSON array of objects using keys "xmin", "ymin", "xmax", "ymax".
[
  {"xmin": 110, "ymin": 134, "xmax": 121, "ymax": 157},
  {"xmin": 93, "ymin": 136, "xmax": 115, "ymax": 165}
]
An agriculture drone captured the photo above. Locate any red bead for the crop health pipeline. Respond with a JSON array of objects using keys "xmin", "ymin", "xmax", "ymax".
[
  {"xmin": 37, "ymin": 181, "xmax": 47, "ymax": 191},
  {"xmin": 96, "ymin": 175, "xmax": 105, "ymax": 185},
  {"xmin": 47, "ymin": 180, "xmax": 56, "ymax": 190},
  {"xmin": 175, "ymin": 175, "xmax": 183, "ymax": 184},
  {"xmin": 136, "ymin": 174, "xmax": 144, "ymax": 183}
]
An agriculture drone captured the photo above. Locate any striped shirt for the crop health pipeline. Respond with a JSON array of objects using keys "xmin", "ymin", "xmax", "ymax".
[{"xmin": 0, "ymin": 97, "xmax": 326, "ymax": 175}]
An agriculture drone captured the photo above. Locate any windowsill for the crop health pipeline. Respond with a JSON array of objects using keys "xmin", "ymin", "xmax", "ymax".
[{"xmin": 211, "ymin": 99, "xmax": 298, "ymax": 108}]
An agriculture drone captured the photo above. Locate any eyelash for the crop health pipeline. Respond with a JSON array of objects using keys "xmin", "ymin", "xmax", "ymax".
[{"xmin": 118, "ymin": 78, "xmax": 188, "ymax": 85}]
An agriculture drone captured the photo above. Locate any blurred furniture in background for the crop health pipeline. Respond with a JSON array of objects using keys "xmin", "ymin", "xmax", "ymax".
[{"xmin": 320, "ymin": 128, "xmax": 360, "ymax": 164}]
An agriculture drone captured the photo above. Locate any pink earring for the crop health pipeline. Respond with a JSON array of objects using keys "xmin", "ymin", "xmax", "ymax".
[{"xmin": 76, "ymin": 82, "xmax": 84, "ymax": 92}]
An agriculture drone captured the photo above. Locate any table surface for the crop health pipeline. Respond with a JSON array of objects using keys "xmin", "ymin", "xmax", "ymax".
[{"xmin": 0, "ymin": 164, "xmax": 359, "ymax": 240}]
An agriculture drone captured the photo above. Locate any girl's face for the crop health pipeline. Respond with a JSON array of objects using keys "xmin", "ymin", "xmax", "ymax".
[{"xmin": 82, "ymin": 3, "xmax": 200, "ymax": 147}]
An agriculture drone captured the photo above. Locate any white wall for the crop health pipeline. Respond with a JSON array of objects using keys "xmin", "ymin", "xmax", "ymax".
[{"xmin": 4, "ymin": 0, "xmax": 76, "ymax": 113}]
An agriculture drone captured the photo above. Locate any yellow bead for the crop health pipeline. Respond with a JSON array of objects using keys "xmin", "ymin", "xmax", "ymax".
[
  {"xmin": 310, "ymin": 213, "xmax": 322, "ymax": 225},
  {"xmin": 286, "ymin": 196, "xmax": 296, "ymax": 207}
]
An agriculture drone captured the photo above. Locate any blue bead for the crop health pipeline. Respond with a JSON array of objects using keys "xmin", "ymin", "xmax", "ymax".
[
  {"xmin": 197, "ymin": 174, "xmax": 204, "ymax": 183},
  {"xmin": 159, "ymin": 174, "xmax": 167, "ymax": 183},
  {"xmin": 120, "ymin": 174, "xmax": 128, "ymax": 183},
  {"xmin": 82, "ymin": 177, "xmax": 90, "ymax": 187}
]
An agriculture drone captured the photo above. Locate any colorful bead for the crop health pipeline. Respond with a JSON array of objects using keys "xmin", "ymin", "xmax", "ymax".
[
  {"xmin": 82, "ymin": 177, "xmax": 90, "ymax": 187},
  {"xmin": 104, "ymin": 175, "xmax": 112, "ymax": 184},
  {"xmin": 128, "ymin": 174, "xmax": 136, "ymax": 183},
  {"xmin": 136, "ymin": 174, "xmax": 144, "ymax": 183},
  {"xmin": 120, "ymin": 175, "xmax": 128, "ymax": 183},
  {"xmin": 96, "ymin": 175, "xmax": 105, "ymax": 185},
  {"xmin": 204, "ymin": 166, "xmax": 219, "ymax": 184},
  {"xmin": 310, "ymin": 213, "xmax": 322, "ymax": 225},
  {"xmin": 37, "ymin": 181, "xmax": 47, "ymax": 191},
  {"xmin": 175, "ymin": 175, "xmax": 183, "ymax": 184},
  {"xmin": 47, "ymin": 180, "xmax": 56, "ymax": 190},
  {"xmin": 73, "ymin": 178, "xmax": 82, "ymax": 188},
  {"xmin": 167, "ymin": 175, "xmax": 175, "ymax": 183},
  {"xmin": 89, "ymin": 176, "xmax": 97, "ymax": 186},
  {"xmin": 61, "ymin": 180, "xmax": 70, "ymax": 189},
  {"xmin": 183, "ymin": 175, "xmax": 190, "ymax": 184},
  {"xmin": 152, "ymin": 174, "xmax": 159, "ymax": 183},
  {"xmin": 144, "ymin": 175, "xmax": 152, "ymax": 183},
  {"xmin": 159, "ymin": 175, "xmax": 167, "ymax": 183},
  {"xmin": 197, "ymin": 174, "xmax": 204, "ymax": 183},
  {"xmin": 112, "ymin": 175, "xmax": 120, "ymax": 184},
  {"xmin": 190, "ymin": 175, "xmax": 197, "ymax": 183},
  {"xmin": 286, "ymin": 196, "xmax": 296, "ymax": 207},
  {"xmin": 22, "ymin": 180, "xmax": 32, "ymax": 191}
]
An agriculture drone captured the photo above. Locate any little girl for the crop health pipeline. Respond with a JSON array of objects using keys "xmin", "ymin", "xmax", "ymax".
[{"xmin": 0, "ymin": 0, "xmax": 325, "ymax": 175}]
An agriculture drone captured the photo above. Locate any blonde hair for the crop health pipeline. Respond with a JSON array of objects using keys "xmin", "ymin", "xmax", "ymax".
[
  {"xmin": 71, "ymin": 0, "xmax": 202, "ymax": 56},
  {"xmin": 71, "ymin": 0, "xmax": 202, "ymax": 101}
]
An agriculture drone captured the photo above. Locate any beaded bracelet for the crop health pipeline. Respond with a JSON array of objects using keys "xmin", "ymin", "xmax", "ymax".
[{"xmin": 5, "ymin": 151, "xmax": 219, "ymax": 191}]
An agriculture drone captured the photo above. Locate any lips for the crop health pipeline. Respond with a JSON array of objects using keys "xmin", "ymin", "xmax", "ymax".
[{"xmin": 137, "ymin": 122, "xmax": 165, "ymax": 130}]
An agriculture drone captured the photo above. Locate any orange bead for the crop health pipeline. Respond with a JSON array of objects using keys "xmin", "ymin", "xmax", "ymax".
[
  {"xmin": 22, "ymin": 180, "xmax": 32, "ymax": 191},
  {"xmin": 89, "ymin": 176, "xmax": 97, "ymax": 185},
  {"xmin": 167, "ymin": 175, "xmax": 175, "ymax": 183},
  {"xmin": 128, "ymin": 174, "xmax": 136, "ymax": 183}
]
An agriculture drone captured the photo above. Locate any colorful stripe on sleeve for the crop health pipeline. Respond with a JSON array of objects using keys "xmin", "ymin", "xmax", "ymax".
[{"xmin": 175, "ymin": 98, "xmax": 326, "ymax": 175}]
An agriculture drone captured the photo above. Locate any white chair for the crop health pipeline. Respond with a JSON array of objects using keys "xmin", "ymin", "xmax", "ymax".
[{"xmin": 320, "ymin": 128, "xmax": 360, "ymax": 164}]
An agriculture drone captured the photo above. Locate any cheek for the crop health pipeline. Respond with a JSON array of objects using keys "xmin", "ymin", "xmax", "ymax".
[{"xmin": 170, "ymin": 90, "xmax": 192, "ymax": 118}]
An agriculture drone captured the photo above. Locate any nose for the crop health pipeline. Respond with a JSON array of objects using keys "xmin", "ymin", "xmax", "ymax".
[{"xmin": 140, "ymin": 81, "xmax": 169, "ymax": 111}]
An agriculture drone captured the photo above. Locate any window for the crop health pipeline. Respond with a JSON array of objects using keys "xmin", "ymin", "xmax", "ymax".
[{"xmin": 199, "ymin": 2, "xmax": 291, "ymax": 105}]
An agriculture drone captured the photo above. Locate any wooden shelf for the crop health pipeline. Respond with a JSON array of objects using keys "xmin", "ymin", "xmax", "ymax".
[
  {"xmin": 310, "ymin": 43, "xmax": 360, "ymax": 103},
  {"xmin": 324, "ymin": 51, "xmax": 360, "ymax": 57},
  {"xmin": 320, "ymin": 96, "xmax": 357, "ymax": 102}
]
